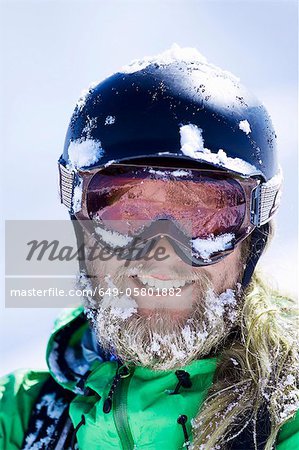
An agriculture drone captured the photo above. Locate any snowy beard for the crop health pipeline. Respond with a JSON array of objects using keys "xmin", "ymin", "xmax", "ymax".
[{"xmin": 78, "ymin": 269, "xmax": 244, "ymax": 371}]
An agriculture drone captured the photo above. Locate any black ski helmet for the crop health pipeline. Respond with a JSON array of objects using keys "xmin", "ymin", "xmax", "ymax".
[{"xmin": 58, "ymin": 45, "xmax": 282, "ymax": 288}]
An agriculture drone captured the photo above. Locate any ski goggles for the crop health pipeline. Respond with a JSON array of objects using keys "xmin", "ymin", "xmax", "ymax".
[{"xmin": 59, "ymin": 162, "xmax": 281, "ymax": 266}]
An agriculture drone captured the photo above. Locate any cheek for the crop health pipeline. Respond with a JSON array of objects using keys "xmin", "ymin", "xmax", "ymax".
[
  {"xmin": 84, "ymin": 243, "xmax": 126, "ymax": 279},
  {"xmin": 204, "ymin": 248, "xmax": 242, "ymax": 292}
]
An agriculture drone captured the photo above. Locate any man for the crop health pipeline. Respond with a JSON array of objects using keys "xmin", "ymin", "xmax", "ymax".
[{"xmin": 0, "ymin": 45, "xmax": 298, "ymax": 449}]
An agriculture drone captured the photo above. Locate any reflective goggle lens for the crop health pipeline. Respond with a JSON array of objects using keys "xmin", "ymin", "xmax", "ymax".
[{"xmin": 86, "ymin": 166, "xmax": 249, "ymax": 239}]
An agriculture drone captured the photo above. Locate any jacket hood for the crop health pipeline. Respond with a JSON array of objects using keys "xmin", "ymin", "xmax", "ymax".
[{"xmin": 46, "ymin": 306, "xmax": 102, "ymax": 394}]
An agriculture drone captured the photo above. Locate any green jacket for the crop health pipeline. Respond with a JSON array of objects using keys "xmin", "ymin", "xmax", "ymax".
[{"xmin": 0, "ymin": 306, "xmax": 298, "ymax": 449}]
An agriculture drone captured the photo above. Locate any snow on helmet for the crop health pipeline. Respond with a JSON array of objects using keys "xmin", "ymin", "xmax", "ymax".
[{"xmin": 58, "ymin": 44, "xmax": 283, "ymax": 287}]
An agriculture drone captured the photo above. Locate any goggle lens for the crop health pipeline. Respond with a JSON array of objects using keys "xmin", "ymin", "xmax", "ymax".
[{"xmin": 86, "ymin": 166, "xmax": 248, "ymax": 239}]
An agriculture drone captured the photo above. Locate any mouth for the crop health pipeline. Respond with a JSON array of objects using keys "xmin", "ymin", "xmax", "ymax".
[{"xmin": 131, "ymin": 275, "xmax": 195, "ymax": 291}]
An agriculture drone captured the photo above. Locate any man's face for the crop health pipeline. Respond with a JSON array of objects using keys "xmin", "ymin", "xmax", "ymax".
[
  {"xmin": 80, "ymin": 228, "xmax": 249, "ymax": 370},
  {"xmin": 84, "ymin": 232, "xmax": 245, "ymax": 317}
]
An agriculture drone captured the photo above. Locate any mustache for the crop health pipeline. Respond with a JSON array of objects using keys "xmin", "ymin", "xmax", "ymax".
[{"xmin": 110, "ymin": 262, "xmax": 213, "ymax": 283}]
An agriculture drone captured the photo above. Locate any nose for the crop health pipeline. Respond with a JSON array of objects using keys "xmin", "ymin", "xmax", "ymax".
[{"xmin": 145, "ymin": 235, "xmax": 186, "ymax": 264}]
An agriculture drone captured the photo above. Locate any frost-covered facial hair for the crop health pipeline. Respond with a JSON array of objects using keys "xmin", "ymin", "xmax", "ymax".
[{"xmin": 78, "ymin": 265, "xmax": 244, "ymax": 371}]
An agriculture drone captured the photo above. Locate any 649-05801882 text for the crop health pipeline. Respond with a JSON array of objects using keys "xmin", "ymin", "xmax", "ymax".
[
  {"xmin": 9, "ymin": 286, "xmax": 182, "ymax": 298},
  {"xmin": 96, "ymin": 286, "xmax": 182, "ymax": 297}
]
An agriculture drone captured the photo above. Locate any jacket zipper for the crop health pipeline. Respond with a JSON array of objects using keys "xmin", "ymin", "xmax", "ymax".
[{"xmin": 112, "ymin": 364, "xmax": 135, "ymax": 450}]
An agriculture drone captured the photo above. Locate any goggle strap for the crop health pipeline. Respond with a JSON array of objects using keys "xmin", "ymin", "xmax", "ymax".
[
  {"xmin": 252, "ymin": 170, "xmax": 283, "ymax": 227},
  {"xmin": 58, "ymin": 162, "xmax": 75, "ymax": 211}
]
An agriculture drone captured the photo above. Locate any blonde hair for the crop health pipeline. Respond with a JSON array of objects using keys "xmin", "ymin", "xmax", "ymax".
[{"xmin": 191, "ymin": 222, "xmax": 299, "ymax": 449}]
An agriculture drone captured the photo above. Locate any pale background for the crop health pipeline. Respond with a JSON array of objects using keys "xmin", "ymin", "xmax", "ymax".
[{"xmin": 0, "ymin": 0, "xmax": 298, "ymax": 376}]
